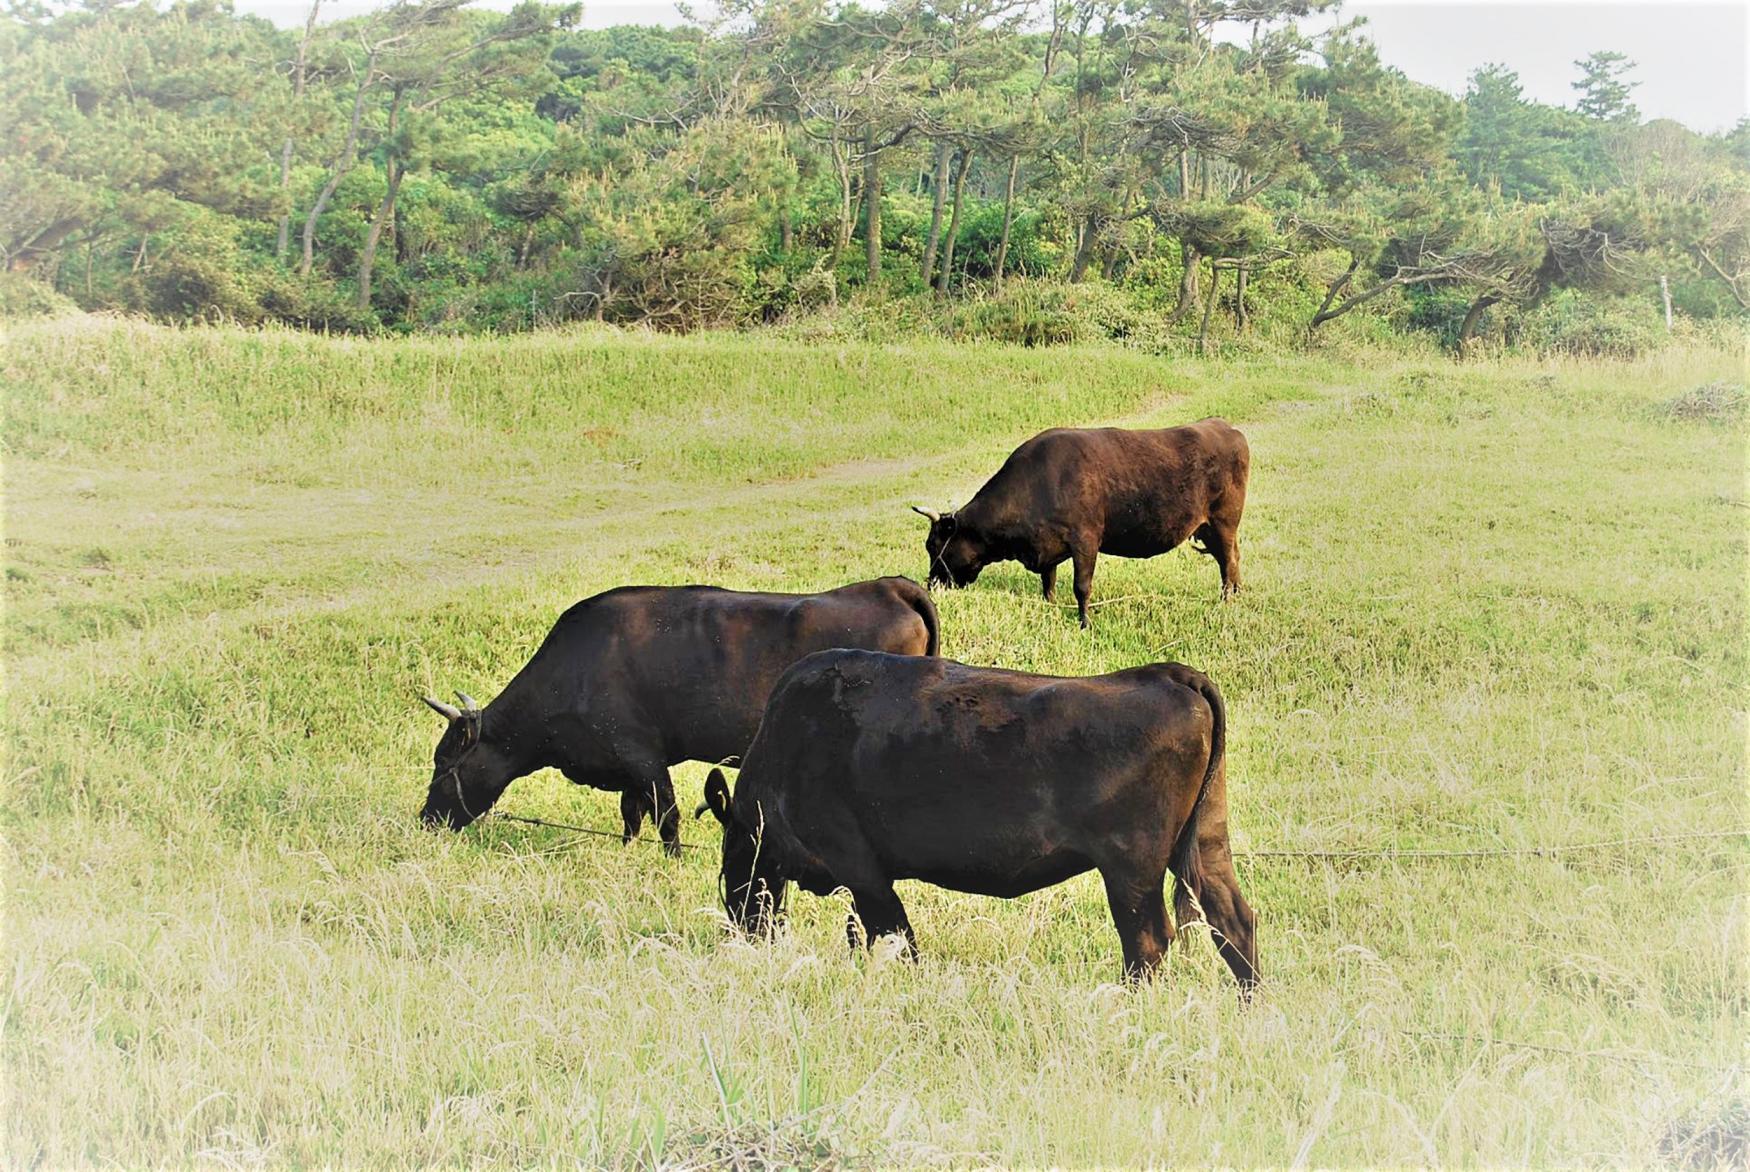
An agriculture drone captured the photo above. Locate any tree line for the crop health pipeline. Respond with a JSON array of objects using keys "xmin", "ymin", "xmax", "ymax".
[{"xmin": 4, "ymin": 0, "xmax": 1747, "ymax": 348}]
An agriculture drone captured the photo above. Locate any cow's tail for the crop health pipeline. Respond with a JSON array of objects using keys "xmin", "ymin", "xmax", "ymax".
[
  {"xmin": 897, "ymin": 577, "xmax": 940, "ymax": 656},
  {"xmin": 1167, "ymin": 668, "xmax": 1224, "ymax": 928}
]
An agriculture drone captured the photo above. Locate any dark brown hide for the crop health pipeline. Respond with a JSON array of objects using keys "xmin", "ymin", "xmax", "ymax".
[
  {"xmin": 420, "ymin": 578, "xmax": 938, "ymax": 852},
  {"xmin": 920, "ymin": 418, "xmax": 1249, "ymax": 626},
  {"xmin": 705, "ymin": 649, "xmax": 1257, "ymax": 990}
]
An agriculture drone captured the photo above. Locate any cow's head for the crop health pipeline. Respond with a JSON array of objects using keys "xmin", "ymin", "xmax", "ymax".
[
  {"xmin": 698, "ymin": 768, "xmax": 787, "ymax": 936},
  {"xmin": 912, "ymin": 506, "xmax": 984, "ymax": 588},
  {"xmin": 419, "ymin": 692, "xmax": 513, "ymax": 829}
]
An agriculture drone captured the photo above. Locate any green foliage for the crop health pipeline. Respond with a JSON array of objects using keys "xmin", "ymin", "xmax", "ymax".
[
  {"xmin": 1572, "ymin": 50, "xmax": 1639, "ymax": 122},
  {"xmin": 1402, "ymin": 287, "xmax": 1475, "ymax": 350},
  {"xmin": 0, "ymin": 271, "xmax": 76, "ymax": 317},
  {"xmin": 567, "ymin": 119, "xmax": 798, "ymax": 330},
  {"xmin": 0, "ymin": 0, "xmax": 1743, "ymax": 341},
  {"xmin": 1513, "ymin": 288, "xmax": 1669, "ymax": 358},
  {"xmin": 1457, "ymin": 64, "xmax": 1593, "ymax": 201},
  {"xmin": 949, "ymin": 201, "xmax": 1053, "ymax": 279}
]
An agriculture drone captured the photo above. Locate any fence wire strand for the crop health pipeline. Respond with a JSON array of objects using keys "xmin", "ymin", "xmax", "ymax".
[{"xmin": 490, "ymin": 811, "xmax": 1748, "ymax": 862}]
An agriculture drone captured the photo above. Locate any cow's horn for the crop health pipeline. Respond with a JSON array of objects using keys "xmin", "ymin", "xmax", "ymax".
[
  {"xmin": 423, "ymin": 695, "xmax": 463, "ymax": 722},
  {"xmin": 455, "ymin": 692, "xmax": 480, "ymax": 715},
  {"xmin": 911, "ymin": 505, "xmax": 941, "ymax": 523}
]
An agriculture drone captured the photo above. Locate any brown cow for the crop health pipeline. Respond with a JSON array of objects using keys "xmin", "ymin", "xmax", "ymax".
[{"xmin": 915, "ymin": 418, "xmax": 1249, "ymax": 626}]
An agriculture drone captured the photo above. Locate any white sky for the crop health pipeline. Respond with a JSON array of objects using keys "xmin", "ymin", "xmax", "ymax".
[{"xmin": 231, "ymin": 0, "xmax": 1748, "ymax": 133}]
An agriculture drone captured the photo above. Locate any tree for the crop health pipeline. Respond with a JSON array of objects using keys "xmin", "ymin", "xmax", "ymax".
[
  {"xmin": 349, "ymin": 0, "xmax": 575, "ymax": 311},
  {"xmin": 0, "ymin": 0, "xmax": 289, "ymax": 305},
  {"xmin": 275, "ymin": 0, "xmax": 323, "ymax": 261},
  {"xmin": 1300, "ymin": 182, "xmax": 1543, "ymax": 336},
  {"xmin": 1456, "ymin": 64, "xmax": 1588, "ymax": 201},
  {"xmin": 1572, "ymin": 50, "xmax": 1637, "ymax": 122}
]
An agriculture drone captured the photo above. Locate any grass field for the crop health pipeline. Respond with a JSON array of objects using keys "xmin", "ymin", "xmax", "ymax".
[{"xmin": 4, "ymin": 316, "xmax": 1747, "ymax": 1166}]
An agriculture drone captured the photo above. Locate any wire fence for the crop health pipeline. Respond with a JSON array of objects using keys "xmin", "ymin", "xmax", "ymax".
[{"xmin": 490, "ymin": 810, "xmax": 1750, "ymax": 863}]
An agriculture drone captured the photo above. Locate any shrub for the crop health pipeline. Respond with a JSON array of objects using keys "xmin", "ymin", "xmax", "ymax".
[
  {"xmin": 1402, "ymin": 288, "xmax": 1476, "ymax": 350},
  {"xmin": 1657, "ymin": 380, "xmax": 1747, "ymax": 422},
  {"xmin": 1513, "ymin": 290, "xmax": 1668, "ymax": 358},
  {"xmin": 0, "ymin": 272, "xmax": 78, "ymax": 319},
  {"xmin": 943, "ymin": 279, "xmax": 1156, "ymax": 347}
]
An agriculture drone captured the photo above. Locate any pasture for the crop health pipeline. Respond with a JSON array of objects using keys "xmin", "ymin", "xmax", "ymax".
[{"xmin": 3, "ymin": 317, "xmax": 1746, "ymax": 1166}]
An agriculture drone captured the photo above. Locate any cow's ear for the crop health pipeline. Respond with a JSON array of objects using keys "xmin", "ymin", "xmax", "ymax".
[{"xmin": 700, "ymin": 768, "xmax": 733, "ymax": 825}]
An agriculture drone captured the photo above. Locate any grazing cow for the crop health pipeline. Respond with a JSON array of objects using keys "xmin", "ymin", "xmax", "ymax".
[
  {"xmin": 914, "ymin": 418, "xmax": 1249, "ymax": 627},
  {"xmin": 698, "ymin": 649, "xmax": 1257, "ymax": 989},
  {"xmin": 419, "ymin": 578, "xmax": 938, "ymax": 854}
]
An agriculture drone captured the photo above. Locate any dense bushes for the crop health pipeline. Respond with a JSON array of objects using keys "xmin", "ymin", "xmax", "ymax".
[
  {"xmin": 6, "ymin": 0, "xmax": 1745, "ymax": 352},
  {"xmin": 0, "ymin": 271, "xmax": 76, "ymax": 318},
  {"xmin": 1512, "ymin": 289, "xmax": 1671, "ymax": 358}
]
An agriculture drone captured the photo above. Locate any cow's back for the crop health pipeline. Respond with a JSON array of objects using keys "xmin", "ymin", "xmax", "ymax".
[
  {"xmin": 527, "ymin": 582, "xmax": 931, "ymax": 767},
  {"xmin": 975, "ymin": 420, "xmax": 1245, "ymax": 551},
  {"xmin": 739, "ymin": 649, "xmax": 1218, "ymax": 891}
]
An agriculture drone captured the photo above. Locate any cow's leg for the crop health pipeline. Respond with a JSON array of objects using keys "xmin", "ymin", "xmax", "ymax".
[
  {"xmin": 1199, "ymin": 502, "xmax": 1243, "ymax": 598},
  {"xmin": 617, "ymin": 759, "xmax": 681, "ymax": 857},
  {"xmin": 1099, "ymin": 866, "xmax": 1173, "ymax": 982},
  {"xmin": 1194, "ymin": 845, "xmax": 1257, "ymax": 994},
  {"xmin": 1211, "ymin": 523, "xmax": 1242, "ymax": 598},
  {"xmin": 1071, "ymin": 544, "xmax": 1099, "ymax": 629},
  {"xmin": 1040, "ymin": 562, "xmax": 1058, "ymax": 602},
  {"xmin": 619, "ymin": 788, "xmax": 648, "ymax": 844},
  {"xmin": 846, "ymin": 883, "xmax": 917, "ymax": 960},
  {"xmin": 640, "ymin": 765, "xmax": 683, "ymax": 858},
  {"xmin": 1174, "ymin": 761, "xmax": 1258, "ymax": 994}
]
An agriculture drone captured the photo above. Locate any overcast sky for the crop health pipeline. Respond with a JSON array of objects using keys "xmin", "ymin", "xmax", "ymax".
[{"xmin": 230, "ymin": 0, "xmax": 1748, "ymax": 133}]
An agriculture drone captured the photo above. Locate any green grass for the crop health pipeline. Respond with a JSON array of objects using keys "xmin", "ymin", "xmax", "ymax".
[{"xmin": 4, "ymin": 316, "xmax": 1747, "ymax": 1166}]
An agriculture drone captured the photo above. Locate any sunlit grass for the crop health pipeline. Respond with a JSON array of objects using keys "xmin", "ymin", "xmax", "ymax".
[{"xmin": 3, "ymin": 316, "xmax": 1746, "ymax": 1165}]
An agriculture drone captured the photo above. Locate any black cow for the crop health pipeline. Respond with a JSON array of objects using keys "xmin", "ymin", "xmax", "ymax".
[
  {"xmin": 698, "ymin": 649, "xmax": 1257, "ymax": 989},
  {"xmin": 420, "ymin": 578, "xmax": 938, "ymax": 853},
  {"xmin": 914, "ymin": 418, "xmax": 1250, "ymax": 627}
]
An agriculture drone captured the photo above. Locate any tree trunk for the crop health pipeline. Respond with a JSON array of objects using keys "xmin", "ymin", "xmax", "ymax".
[
  {"xmin": 1069, "ymin": 217, "xmax": 1097, "ymax": 282},
  {"xmin": 355, "ymin": 87, "xmax": 404, "ymax": 311},
  {"xmin": 1309, "ymin": 256, "xmax": 1360, "ymax": 329},
  {"xmin": 356, "ymin": 160, "xmax": 402, "ymax": 310},
  {"xmin": 864, "ymin": 126, "xmax": 881, "ymax": 284},
  {"xmin": 1233, "ymin": 266, "xmax": 1247, "ymax": 331},
  {"xmin": 828, "ymin": 136, "xmax": 852, "ymax": 272},
  {"xmin": 276, "ymin": 0, "xmax": 321, "ymax": 261},
  {"xmin": 994, "ymin": 155, "xmax": 1018, "ymax": 289},
  {"xmin": 6, "ymin": 218, "xmax": 83, "ymax": 271},
  {"xmin": 1659, "ymin": 273, "xmax": 1672, "ymax": 330},
  {"xmin": 1696, "ymin": 248, "xmax": 1750, "ymax": 310},
  {"xmin": 301, "ymin": 48, "xmax": 375, "ymax": 278},
  {"xmin": 1167, "ymin": 242, "xmax": 1201, "ymax": 322},
  {"xmin": 1198, "ymin": 260, "xmax": 1222, "ymax": 354},
  {"xmin": 1456, "ymin": 291, "xmax": 1500, "ymax": 352},
  {"xmin": 920, "ymin": 140, "xmax": 951, "ymax": 287},
  {"xmin": 936, "ymin": 148, "xmax": 973, "ymax": 297}
]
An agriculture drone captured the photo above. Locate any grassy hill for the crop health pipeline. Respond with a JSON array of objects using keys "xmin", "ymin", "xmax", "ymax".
[{"xmin": 4, "ymin": 317, "xmax": 1745, "ymax": 1165}]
